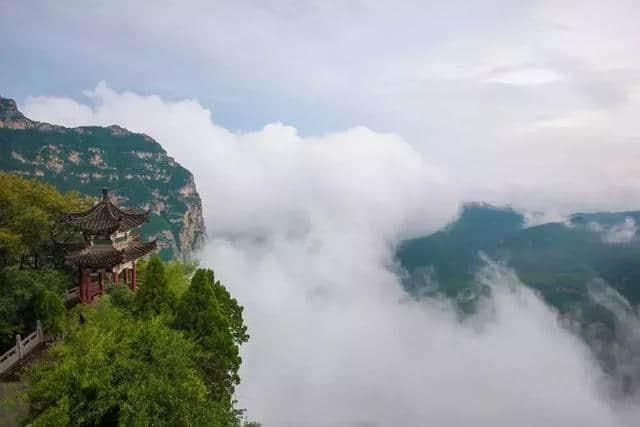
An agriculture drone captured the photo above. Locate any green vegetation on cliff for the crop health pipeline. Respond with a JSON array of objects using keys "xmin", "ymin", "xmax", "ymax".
[
  {"xmin": 397, "ymin": 203, "xmax": 640, "ymax": 375},
  {"xmin": 22, "ymin": 259, "xmax": 253, "ymax": 426},
  {"xmin": 0, "ymin": 173, "xmax": 256, "ymax": 425},
  {"xmin": 0, "ymin": 172, "xmax": 88, "ymax": 349},
  {"xmin": 398, "ymin": 203, "xmax": 640, "ymax": 308},
  {"xmin": 0, "ymin": 96, "xmax": 205, "ymax": 260}
]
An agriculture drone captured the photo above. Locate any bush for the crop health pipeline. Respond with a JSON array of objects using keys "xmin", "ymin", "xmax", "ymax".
[
  {"xmin": 106, "ymin": 282, "xmax": 135, "ymax": 311},
  {"xmin": 0, "ymin": 172, "xmax": 91, "ymax": 269},
  {"xmin": 0, "ymin": 267, "xmax": 69, "ymax": 349},
  {"xmin": 25, "ymin": 299, "xmax": 238, "ymax": 426}
]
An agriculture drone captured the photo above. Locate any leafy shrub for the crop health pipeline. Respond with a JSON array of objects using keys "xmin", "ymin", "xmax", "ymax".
[
  {"xmin": 25, "ymin": 299, "xmax": 238, "ymax": 426},
  {"xmin": 0, "ymin": 267, "xmax": 69, "ymax": 349}
]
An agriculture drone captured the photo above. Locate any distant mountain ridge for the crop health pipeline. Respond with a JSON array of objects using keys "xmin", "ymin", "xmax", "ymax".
[
  {"xmin": 0, "ymin": 96, "xmax": 205, "ymax": 259},
  {"xmin": 397, "ymin": 203, "xmax": 640, "ymax": 387},
  {"xmin": 398, "ymin": 203, "xmax": 640, "ymax": 304}
]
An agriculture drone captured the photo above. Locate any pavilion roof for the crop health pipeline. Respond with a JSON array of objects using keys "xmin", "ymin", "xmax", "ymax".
[
  {"xmin": 68, "ymin": 240, "xmax": 157, "ymax": 269},
  {"xmin": 62, "ymin": 189, "xmax": 150, "ymax": 235}
]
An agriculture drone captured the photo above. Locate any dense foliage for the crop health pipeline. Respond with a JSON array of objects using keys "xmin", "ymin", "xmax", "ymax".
[
  {"xmin": 133, "ymin": 257, "xmax": 199, "ymax": 299},
  {"xmin": 397, "ymin": 203, "xmax": 640, "ymax": 374},
  {"xmin": 0, "ymin": 173, "xmax": 254, "ymax": 424},
  {"xmin": 175, "ymin": 269, "xmax": 249, "ymax": 405},
  {"xmin": 398, "ymin": 203, "xmax": 640, "ymax": 308},
  {"xmin": 0, "ymin": 173, "xmax": 85, "ymax": 350},
  {"xmin": 25, "ymin": 299, "xmax": 237, "ymax": 427},
  {"xmin": 134, "ymin": 257, "xmax": 176, "ymax": 317},
  {"xmin": 24, "ymin": 256, "xmax": 254, "ymax": 426},
  {"xmin": 0, "ymin": 268, "xmax": 68, "ymax": 349},
  {"xmin": 0, "ymin": 171, "xmax": 90, "ymax": 268}
]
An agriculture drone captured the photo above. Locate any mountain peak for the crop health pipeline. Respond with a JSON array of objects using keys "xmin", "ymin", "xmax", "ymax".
[
  {"xmin": 0, "ymin": 98, "xmax": 206, "ymax": 259},
  {"xmin": 0, "ymin": 96, "xmax": 32, "ymax": 129},
  {"xmin": 0, "ymin": 97, "xmax": 18, "ymax": 113}
]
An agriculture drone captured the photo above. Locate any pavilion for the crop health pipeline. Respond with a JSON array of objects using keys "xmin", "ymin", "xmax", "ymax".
[{"xmin": 63, "ymin": 188, "xmax": 157, "ymax": 303}]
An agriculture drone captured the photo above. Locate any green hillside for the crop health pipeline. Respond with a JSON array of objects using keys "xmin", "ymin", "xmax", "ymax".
[
  {"xmin": 0, "ymin": 97, "xmax": 205, "ymax": 259},
  {"xmin": 397, "ymin": 204, "xmax": 640, "ymax": 375}
]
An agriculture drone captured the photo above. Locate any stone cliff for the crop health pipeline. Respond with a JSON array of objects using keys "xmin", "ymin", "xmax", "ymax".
[{"xmin": 0, "ymin": 96, "xmax": 205, "ymax": 259}]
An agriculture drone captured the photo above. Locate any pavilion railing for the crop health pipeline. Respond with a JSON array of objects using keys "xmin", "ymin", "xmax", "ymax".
[
  {"xmin": 0, "ymin": 321, "xmax": 44, "ymax": 376},
  {"xmin": 2, "ymin": 285, "xmax": 81, "ymax": 375},
  {"xmin": 2, "ymin": 278, "xmax": 144, "ymax": 375},
  {"xmin": 64, "ymin": 280, "xmax": 141, "ymax": 304},
  {"xmin": 64, "ymin": 286, "xmax": 80, "ymax": 302}
]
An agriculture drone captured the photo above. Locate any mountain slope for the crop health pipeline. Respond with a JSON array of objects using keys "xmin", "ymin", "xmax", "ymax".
[
  {"xmin": 397, "ymin": 204, "xmax": 640, "ymax": 383},
  {"xmin": 0, "ymin": 96, "xmax": 205, "ymax": 259},
  {"xmin": 398, "ymin": 204, "xmax": 640, "ymax": 305}
]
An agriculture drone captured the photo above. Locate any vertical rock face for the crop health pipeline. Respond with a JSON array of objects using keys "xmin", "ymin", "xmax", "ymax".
[{"xmin": 0, "ymin": 96, "xmax": 206, "ymax": 259}]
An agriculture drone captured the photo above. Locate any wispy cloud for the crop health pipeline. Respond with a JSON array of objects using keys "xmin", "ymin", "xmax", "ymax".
[
  {"xmin": 23, "ymin": 85, "xmax": 640, "ymax": 426},
  {"xmin": 604, "ymin": 218, "xmax": 638, "ymax": 244}
]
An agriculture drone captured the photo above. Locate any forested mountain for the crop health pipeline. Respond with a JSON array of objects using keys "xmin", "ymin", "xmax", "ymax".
[
  {"xmin": 0, "ymin": 173, "xmax": 255, "ymax": 426},
  {"xmin": 397, "ymin": 203, "xmax": 640, "ymax": 384},
  {"xmin": 0, "ymin": 96, "xmax": 205, "ymax": 259},
  {"xmin": 398, "ymin": 203, "xmax": 640, "ymax": 305}
]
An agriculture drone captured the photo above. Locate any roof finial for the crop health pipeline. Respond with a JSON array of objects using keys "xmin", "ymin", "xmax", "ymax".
[{"xmin": 102, "ymin": 188, "xmax": 109, "ymax": 201}]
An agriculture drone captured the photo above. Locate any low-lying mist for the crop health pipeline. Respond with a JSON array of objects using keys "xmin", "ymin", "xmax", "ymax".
[
  {"xmin": 205, "ymin": 235, "xmax": 639, "ymax": 426},
  {"xmin": 24, "ymin": 85, "xmax": 640, "ymax": 426}
]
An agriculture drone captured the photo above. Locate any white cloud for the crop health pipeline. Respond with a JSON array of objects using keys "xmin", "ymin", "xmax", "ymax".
[
  {"xmin": 7, "ymin": 2, "xmax": 640, "ymax": 219},
  {"xmin": 22, "ymin": 85, "xmax": 640, "ymax": 426},
  {"xmin": 3, "ymin": 0, "xmax": 640, "ymax": 423},
  {"xmin": 603, "ymin": 218, "xmax": 638, "ymax": 244},
  {"xmin": 24, "ymin": 96, "xmax": 95, "ymax": 127},
  {"xmin": 584, "ymin": 217, "xmax": 638, "ymax": 244},
  {"xmin": 26, "ymin": 83, "xmax": 453, "ymax": 240},
  {"xmin": 210, "ymin": 239, "xmax": 624, "ymax": 426}
]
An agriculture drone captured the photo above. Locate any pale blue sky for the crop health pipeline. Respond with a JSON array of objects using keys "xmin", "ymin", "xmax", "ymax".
[{"xmin": 4, "ymin": 0, "xmax": 639, "ymax": 138}]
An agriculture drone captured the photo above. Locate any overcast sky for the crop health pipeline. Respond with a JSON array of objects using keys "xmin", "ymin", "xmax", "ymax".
[
  {"xmin": 3, "ymin": 2, "xmax": 640, "ymax": 426},
  {"xmin": 3, "ymin": 0, "xmax": 640, "ymax": 215}
]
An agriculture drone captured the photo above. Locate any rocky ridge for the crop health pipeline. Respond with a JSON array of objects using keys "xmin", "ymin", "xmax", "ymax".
[{"xmin": 0, "ymin": 96, "xmax": 205, "ymax": 259}]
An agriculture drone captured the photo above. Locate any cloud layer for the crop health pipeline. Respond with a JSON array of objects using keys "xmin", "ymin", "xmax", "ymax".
[
  {"xmin": 22, "ymin": 86, "xmax": 640, "ymax": 426},
  {"xmin": 24, "ymin": 83, "xmax": 456, "ymax": 239},
  {"xmin": 4, "ymin": 2, "xmax": 640, "ymax": 425}
]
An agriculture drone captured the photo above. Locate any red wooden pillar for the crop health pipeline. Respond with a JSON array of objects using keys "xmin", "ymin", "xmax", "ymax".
[
  {"xmin": 81, "ymin": 270, "xmax": 86, "ymax": 303},
  {"xmin": 132, "ymin": 262, "xmax": 137, "ymax": 290},
  {"xmin": 125, "ymin": 268, "xmax": 132, "ymax": 290},
  {"xmin": 81, "ymin": 270, "xmax": 92, "ymax": 303},
  {"xmin": 98, "ymin": 272, "xmax": 104, "ymax": 295},
  {"xmin": 113, "ymin": 270, "xmax": 119, "ymax": 286},
  {"xmin": 78, "ymin": 269, "xmax": 84, "ymax": 301}
]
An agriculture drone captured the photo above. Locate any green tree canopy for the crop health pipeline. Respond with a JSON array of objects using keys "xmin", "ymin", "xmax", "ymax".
[
  {"xmin": 25, "ymin": 299, "xmax": 238, "ymax": 427},
  {"xmin": 0, "ymin": 172, "xmax": 90, "ymax": 268},
  {"xmin": 175, "ymin": 269, "xmax": 248, "ymax": 406},
  {"xmin": 0, "ymin": 267, "xmax": 68, "ymax": 349},
  {"xmin": 134, "ymin": 256, "xmax": 176, "ymax": 317}
]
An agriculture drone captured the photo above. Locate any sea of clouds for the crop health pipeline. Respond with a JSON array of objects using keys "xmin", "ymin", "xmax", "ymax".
[{"xmin": 23, "ymin": 84, "xmax": 640, "ymax": 426}]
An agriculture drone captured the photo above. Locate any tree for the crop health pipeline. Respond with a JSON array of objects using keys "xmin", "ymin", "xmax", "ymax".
[
  {"xmin": 165, "ymin": 259, "xmax": 199, "ymax": 298},
  {"xmin": 106, "ymin": 281, "xmax": 135, "ymax": 311},
  {"xmin": 175, "ymin": 269, "xmax": 247, "ymax": 406},
  {"xmin": 0, "ymin": 172, "xmax": 90, "ymax": 269},
  {"xmin": 0, "ymin": 267, "xmax": 68, "ymax": 349},
  {"xmin": 212, "ymin": 277, "xmax": 249, "ymax": 345},
  {"xmin": 25, "ymin": 299, "xmax": 238, "ymax": 426},
  {"xmin": 134, "ymin": 256, "xmax": 176, "ymax": 317}
]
